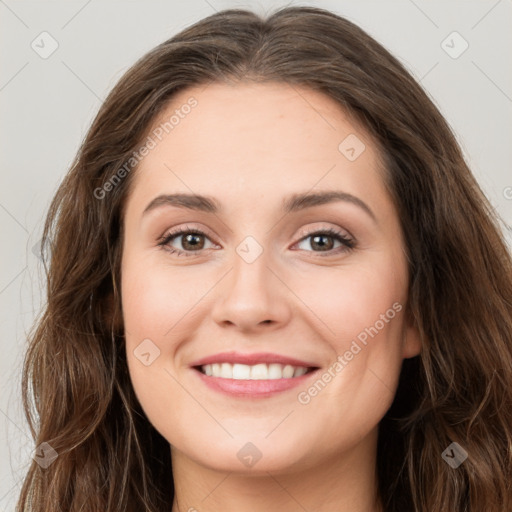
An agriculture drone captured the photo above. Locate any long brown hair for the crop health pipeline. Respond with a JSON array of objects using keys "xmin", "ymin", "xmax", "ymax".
[{"xmin": 17, "ymin": 6, "xmax": 512, "ymax": 511}]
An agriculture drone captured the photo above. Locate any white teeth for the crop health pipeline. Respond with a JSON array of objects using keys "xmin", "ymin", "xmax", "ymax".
[
  {"xmin": 282, "ymin": 364, "xmax": 295, "ymax": 378},
  {"xmin": 293, "ymin": 366, "xmax": 308, "ymax": 377},
  {"xmin": 220, "ymin": 363, "xmax": 232, "ymax": 378},
  {"xmin": 200, "ymin": 362, "xmax": 312, "ymax": 380},
  {"xmin": 250, "ymin": 363, "xmax": 268, "ymax": 379},
  {"xmin": 232, "ymin": 363, "xmax": 251, "ymax": 379},
  {"xmin": 268, "ymin": 363, "xmax": 283, "ymax": 379}
]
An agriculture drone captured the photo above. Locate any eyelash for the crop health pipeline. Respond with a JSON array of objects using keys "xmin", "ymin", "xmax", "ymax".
[{"xmin": 157, "ymin": 226, "xmax": 355, "ymax": 258}]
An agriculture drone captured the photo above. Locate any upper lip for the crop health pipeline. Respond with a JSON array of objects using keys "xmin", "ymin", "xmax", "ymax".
[{"xmin": 190, "ymin": 351, "xmax": 319, "ymax": 368}]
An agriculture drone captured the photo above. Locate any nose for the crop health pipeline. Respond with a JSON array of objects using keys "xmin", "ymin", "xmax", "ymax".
[{"xmin": 210, "ymin": 247, "xmax": 292, "ymax": 332}]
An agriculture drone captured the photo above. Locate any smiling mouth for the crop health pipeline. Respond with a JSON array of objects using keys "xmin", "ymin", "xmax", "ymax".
[{"xmin": 194, "ymin": 362, "xmax": 318, "ymax": 380}]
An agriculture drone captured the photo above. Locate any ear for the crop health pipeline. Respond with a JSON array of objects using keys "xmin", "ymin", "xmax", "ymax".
[{"xmin": 402, "ymin": 307, "xmax": 422, "ymax": 359}]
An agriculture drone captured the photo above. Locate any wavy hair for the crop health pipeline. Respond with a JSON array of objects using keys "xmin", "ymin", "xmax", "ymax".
[{"xmin": 17, "ymin": 6, "xmax": 512, "ymax": 511}]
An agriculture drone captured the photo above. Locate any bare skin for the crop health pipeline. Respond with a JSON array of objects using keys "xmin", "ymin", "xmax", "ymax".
[{"xmin": 120, "ymin": 81, "xmax": 421, "ymax": 512}]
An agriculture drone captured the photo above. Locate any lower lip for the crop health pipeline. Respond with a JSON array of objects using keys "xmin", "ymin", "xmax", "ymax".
[{"xmin": 193, "ymin": 368, "xmax": 319, "ymax": 398}]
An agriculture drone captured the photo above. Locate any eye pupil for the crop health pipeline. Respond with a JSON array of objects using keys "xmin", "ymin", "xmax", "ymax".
[
  {"xmin": 311, "ymin": 234, "xmax": 334, "ymax": 251},
  {"xmin": 182, "ymin": 233, "xmax": 204, "ymax": 250}
]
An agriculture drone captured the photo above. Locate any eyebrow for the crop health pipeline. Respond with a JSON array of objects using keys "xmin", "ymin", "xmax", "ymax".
[{"xmin": 142, "ymin": 190, "xmax": 376, "ymax": 222}]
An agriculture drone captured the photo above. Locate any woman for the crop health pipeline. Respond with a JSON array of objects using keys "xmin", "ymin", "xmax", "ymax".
[{"xmin": 17, "ymin": 6, "xmax": 512, "ymax": 512}]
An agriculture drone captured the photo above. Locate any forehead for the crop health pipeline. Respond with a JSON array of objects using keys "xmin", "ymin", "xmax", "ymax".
[{"xmin": 126, "ymin": 81, "xmax": 389, "ymax": 217}]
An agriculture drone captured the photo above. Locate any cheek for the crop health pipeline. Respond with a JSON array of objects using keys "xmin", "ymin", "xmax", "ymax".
[
  {"xmin": 120, "ymin": 255, "xmax": 220, "ymax": 429},
  {"xmin": 289, "ymin": 252, "xmax": 407, "ymax": 416},
  {"xmin": 291, "ymin": 253, "xmax": 407, "ymax": 351},
  {"xmin": 122, "ymin": 252, "xmax": 218, "ymax": 346}
]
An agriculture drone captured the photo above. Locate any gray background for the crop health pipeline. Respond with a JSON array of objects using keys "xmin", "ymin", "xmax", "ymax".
[{"xmin": 1, "ymin": 0, "xmax": 511, "ymax": 509}]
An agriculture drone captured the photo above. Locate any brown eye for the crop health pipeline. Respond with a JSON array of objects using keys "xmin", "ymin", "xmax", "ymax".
[
  {"xmin": 309, "ymin": 234, "xmax": 335, "ymax": 251},
  {"xmin": 158, "ymin": 228, "xmax": 216, "ymax": 257},
  {"xmin": 295, "ymin": 228, "xmax": 355, "ymax": 255},
  {"xmin": 180, "ymin": 233, "xmax": 206, "ymax": 251}
]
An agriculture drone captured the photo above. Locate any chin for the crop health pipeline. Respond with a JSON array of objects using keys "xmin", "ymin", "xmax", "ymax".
[{"xmin": 172, "ymin": 434, "xmax": 313, "ymax": 475}]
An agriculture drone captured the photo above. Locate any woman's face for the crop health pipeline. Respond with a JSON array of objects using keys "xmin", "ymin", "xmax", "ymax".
[{"xmin": 120, "ymin": 82, "xmax": 421, "ymax": 474}]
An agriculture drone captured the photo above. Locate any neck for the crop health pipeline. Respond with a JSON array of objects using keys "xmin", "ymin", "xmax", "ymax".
[{"xmin": 170, "ymin": 428, "xmax": 383, "ymax": 512}]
